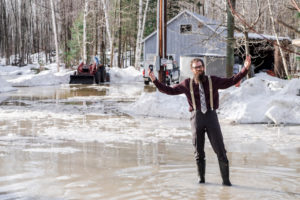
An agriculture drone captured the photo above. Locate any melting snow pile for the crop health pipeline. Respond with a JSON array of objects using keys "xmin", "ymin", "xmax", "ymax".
[
  {"xmin": 126, "ymin": 92, "xmax": 189, "ymax": 119},
  {"xmin": 130, "ymin": 73, "xmax": 300, "ymax": 125},
  {"xmin": 109, "ymin": 66, "xmax": 143, "ymax": 83},
  {"xmin": 0, "ymin": 65, "xmax": 34, "ymax": 76},
  {"xmin": 0, "ymin": 76, "xmax": 16, "ymax": 93},
  {"xmin": 8, "ymin": 70, "xmax": 72, "ymax": 87},
  {"xmin": 0, "ymin": 63, "xmax": 72, "ymax": 87},
  {"xmin": 219, "ymin": 73, "xmax": 300, "ymax": 125}
]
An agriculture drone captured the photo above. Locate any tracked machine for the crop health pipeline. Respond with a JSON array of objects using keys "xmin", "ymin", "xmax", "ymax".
[{"xmin": 69, "ymin": 57, "xmax": 110, "ymax": 84}]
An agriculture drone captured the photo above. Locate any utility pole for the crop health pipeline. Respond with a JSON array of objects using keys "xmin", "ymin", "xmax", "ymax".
[
  {"xmin": 226, "ymin": 0, "xmax": 235, "ymax": 78},
  {"xmin": 156, "ymin": 0, "xmax": 167, "ymax": 83}
]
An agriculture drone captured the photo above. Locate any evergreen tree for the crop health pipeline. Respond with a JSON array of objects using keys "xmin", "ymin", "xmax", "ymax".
[
  {"xmin": 66, "ymin": 12, "xmax": 93, "ymax": 66},
  {"xmin": 144, "ymin": 0, "xmax": 156, "ymax": 37},
  {"xmin": 167, "ymin": 0, "xmax": 180, "ymax": 20},
  {"xmin": 65, "ymin": 13, "xmax": 84, "ymax": 66}
]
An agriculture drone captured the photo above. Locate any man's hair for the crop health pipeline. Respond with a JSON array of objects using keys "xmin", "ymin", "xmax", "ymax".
[{"xmin": 190, "ymin": 58, "xmax": 205, "ymax": 68}]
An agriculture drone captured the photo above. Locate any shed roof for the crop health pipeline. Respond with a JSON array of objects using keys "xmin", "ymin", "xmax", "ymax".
[
  {"xmin": 142, "ymin": 10, "xmax": 225, "ymax": 43},
  {"xmin": 142, "ymin": 10, "xmax": 291, "ymax": 43}
]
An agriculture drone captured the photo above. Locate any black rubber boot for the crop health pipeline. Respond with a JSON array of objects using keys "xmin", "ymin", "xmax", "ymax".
[
  {"xmin": 196, "ymin": 159, "xmax": 205, "ymax": 184},
  {"xmin": 218, "ymin": 160, "xmax": 232, "ymax": 186}
]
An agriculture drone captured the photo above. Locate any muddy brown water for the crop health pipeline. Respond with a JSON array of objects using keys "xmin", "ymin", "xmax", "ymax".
[{"xmin": 0, "ymin": 84, "xmax": 299, "ymax": 200}]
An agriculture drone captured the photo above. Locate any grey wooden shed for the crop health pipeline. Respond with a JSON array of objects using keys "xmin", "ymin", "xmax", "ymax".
[
  {"xmin": 142, "ymin": 10, "xmax": 228, "ymax": 78},
  {"xmin": 142, "ymin": 10, "xmax": 292, "ymax": 79}
]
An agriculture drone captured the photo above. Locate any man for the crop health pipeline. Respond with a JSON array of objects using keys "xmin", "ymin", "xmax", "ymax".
[{"xmin": 149, "ymin": 56, "xmax": 251, "ymax": 186}]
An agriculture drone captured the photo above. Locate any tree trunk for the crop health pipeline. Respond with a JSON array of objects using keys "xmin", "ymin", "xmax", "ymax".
[
  {"xmin": 1, "ymin": 0, "xmax": 9, "ymax": 65},
  {"xmin": 83, "ymin": 0, "xmax": 89, "ymax": 64},
  {"xmin": 20, "ymin": 0, "xmax": 26, "ymax": 66},
  {"xmin": 226, "ymin": 0, "xmax": 235, "ymax": 78},
  {"xmin": 118, "ymin": 0, "xmax": 122, "ymax": 68},
  {"xmin": 243, "ymin": 31, "xmax": 252, "ymax": 78},
  {"xmin": 135, "ymin": 0, "xmax": 143, "ymax": 69},
  {"xmin": 267, "ymin": 0, "xmax": 289, "ymax": 79},
  {"xmin": 274, "ymin": 43, "xmax": 284, "ymax": 78},
  {"xmin": 28, "ymin": 0, "xmax": 33, "ymax": 64},
  {"xmin": 50, "ymin": 0, "xmax": 60, "ymax": 72},
  {"xmin": 94, "ymin": 0, "xmax": 99, "ymax": 56},
  {"xmin": 139, "ymin": 0, "xmax": 150, "ymax": 67},
  {"xmin": 100, "ymin": 0, "xmax": 113, "ymax": 67},
  {"xmin": 11, "ymin": 0, "xmax": 19, "ymax": 64},
  {"xmin": 100, "ymin": 26, "xmax": 105, "ymax": 65}
]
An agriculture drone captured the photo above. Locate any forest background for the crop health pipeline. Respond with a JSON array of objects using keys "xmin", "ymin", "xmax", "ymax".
[{"xmin": 0, "ymin": 0, "xmax": 299, "ymax": 77}]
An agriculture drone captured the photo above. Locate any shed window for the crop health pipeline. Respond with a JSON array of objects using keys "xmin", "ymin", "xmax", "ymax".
[{"xmin": 180, "ymin": 24, "xmax": 192, "ymax": 34}]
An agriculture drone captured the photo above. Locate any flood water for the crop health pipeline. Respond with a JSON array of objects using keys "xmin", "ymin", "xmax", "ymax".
[{"xmin": 0, "ymin": 84, "xmax": 299, "ymax": 200}]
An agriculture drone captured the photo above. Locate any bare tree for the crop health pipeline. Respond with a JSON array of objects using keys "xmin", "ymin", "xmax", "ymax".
[
  {"xmin": 135, "ymin": 0, "xmax": 144, "ymax": 69},
  {"xmin": 50, "ymin": 0, "xmax": 60, "ymax": 71},
  {"xmin": 100, "ymin": 0, "xmax": 113, "ymax": 67},
  {"xmin": 226, "ymin": 0, "xmax": 235, "ymax": 78},
  {"xmin": 83, "ymin": 0, "xmax": 89, "ymax": 64},
  {"xmin": 135, "ymin": 0, "xmax": 150, "ymax": 69},
  {"xmin": 267, "ymin": 0, "xmax": 289, "ymax": 79}
]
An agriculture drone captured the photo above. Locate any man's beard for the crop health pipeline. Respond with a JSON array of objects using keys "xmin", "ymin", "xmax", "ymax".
[{"xmin": 195, "ymin": 71, "xmax": 206, "ymax": 83}]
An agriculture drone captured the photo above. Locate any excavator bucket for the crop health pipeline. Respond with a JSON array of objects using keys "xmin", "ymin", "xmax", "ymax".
[{"xmin": 69, "ymin": 74, "xmax": 95, "ymax": 84}]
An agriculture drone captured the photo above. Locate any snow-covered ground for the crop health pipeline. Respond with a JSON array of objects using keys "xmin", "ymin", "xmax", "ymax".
[
  {"xmin": 0, "ymin": 63, "xmax": 72, "ymax": 87},
  {"xmin": 0, "ymin": 63, "xmax": 142, "ymax": 88},
  {"xmin": 1, "ymin": 61, "xmax": 300, "ymax": 125},
  {"xmin": 0, "ymin": 76, "xmax": 16, "ymax": 93}
]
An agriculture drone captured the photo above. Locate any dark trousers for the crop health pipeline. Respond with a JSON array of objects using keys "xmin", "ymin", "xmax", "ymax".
[{"xmin": 190, "ymin": 110, "xmax": 228, "ymax": 162}]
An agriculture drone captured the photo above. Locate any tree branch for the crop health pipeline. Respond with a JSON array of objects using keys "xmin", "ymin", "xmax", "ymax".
[
  {"xmin": 291, "ymin": 0, "xmax": 300, "ymax": 12},
  {"xmin": 276, "ymin": 18, "xmax": 300, "ymax": 34}
]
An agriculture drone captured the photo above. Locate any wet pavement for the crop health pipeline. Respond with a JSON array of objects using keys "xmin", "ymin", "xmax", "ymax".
[{"xmin": 0, "ymin": 84, "xmax": 299, "ymax": 200}]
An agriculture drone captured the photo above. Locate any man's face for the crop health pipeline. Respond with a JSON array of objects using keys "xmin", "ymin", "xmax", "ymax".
[{"xmin": 191, "ymin": 61, "xmax": 205, "ymax": 76}]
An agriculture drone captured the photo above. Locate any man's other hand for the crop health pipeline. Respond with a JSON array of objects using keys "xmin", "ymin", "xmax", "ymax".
[
  {"xmin": 244, "ymin": 55, "xmax": 251, "ymax": 70},
  {"xmin": 148, "ymin": 69, "xmax": 156, "ymax": 82}
]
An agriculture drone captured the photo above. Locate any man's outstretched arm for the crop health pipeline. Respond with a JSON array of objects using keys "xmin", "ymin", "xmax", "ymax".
[
  {"xmin": 215, "ymin": 55, "xmax": 251, "ymax": 89},
  {"xmin": 149, "ymin": 70, "xmax": 186, "ymax": 95}
]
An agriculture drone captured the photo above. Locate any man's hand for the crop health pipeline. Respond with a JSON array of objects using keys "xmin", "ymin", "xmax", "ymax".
[
  {"xmin": 244, "ymin": 55, "xmax": 251, "ymax": 70},
  {"xmin": 148, "ymin": 69, "xmax": 156, "ymax": 82}
]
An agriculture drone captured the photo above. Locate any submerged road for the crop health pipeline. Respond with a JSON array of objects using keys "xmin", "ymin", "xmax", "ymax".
[{"xmin": 0, "ymin": 84, "xmax": 299, "ymax": 200}]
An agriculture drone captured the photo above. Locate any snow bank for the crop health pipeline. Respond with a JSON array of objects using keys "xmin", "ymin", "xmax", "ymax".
[
  {"xmin": 0, "ymin": 63, "xmax": 72, "ymax": 87},
  {"xmin": 109, "ymin": 66, "xmax": 143, "ymax": 83},
  {"xmin": 129, "ymin": 73, "xmax": 300, "ymax": 125},
  {"xmin": 0, "ymin": 58, "xmax": 5, "ymax": 65},
  {"xmin": 125, "ymin": 91, "xmax": 190, "ymax": 119},
  {"xmin": 0, "ymin": 65, "xmax": 33, "ymax": 76},
  {"xmin": 8, "ymin": 70, "xmax": 72, "ymax": 87},
  {"xmin": 1, "ymin": 63, "xmax": 143, "ymax": 87},
  {"xmin": 219, "ymin": 73, "xmax": 300, "ymax": 124},
  {"xmin": 0, "ymin": 76, "xmax": 16, "ymax": 93}
]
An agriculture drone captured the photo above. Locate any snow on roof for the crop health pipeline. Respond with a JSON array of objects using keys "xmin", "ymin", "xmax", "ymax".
[
  {"xmin": 235, "ymin": 32, "xmax": 291, "ymax": 41},
  {"xmin": 183, "ymin": 53, "xmax": 226, "ymax": 57}
]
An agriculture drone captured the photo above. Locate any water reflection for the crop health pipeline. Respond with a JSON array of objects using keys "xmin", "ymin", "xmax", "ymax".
[
  {"xmin": 69, "ymin": 85, "xmax": 107, "ymax": 97},
  {"xmin": 143, "ymin": 85, "xmax": 157, "ymax": 93}
]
